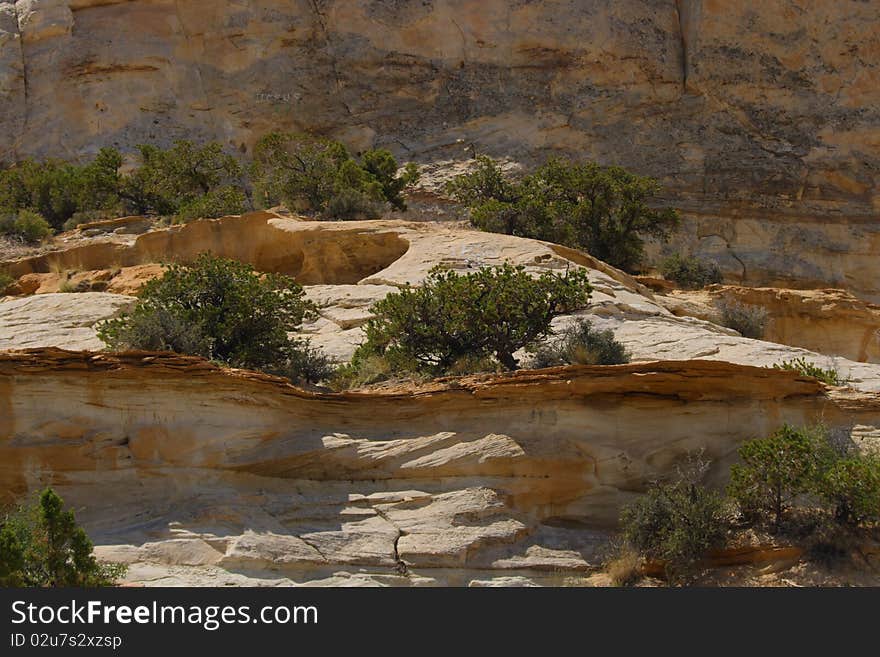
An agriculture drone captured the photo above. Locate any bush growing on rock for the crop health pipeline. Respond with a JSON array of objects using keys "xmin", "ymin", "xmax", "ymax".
[
  {"xmin": 529, "ymin": 318, "xmax": 629, "ymax": 367},
  {"xmin": 718, "ymin": 299, "xmax": 768, "ymax": 339},
  {"xmin": 0, "ymin": 209, "xmax": 53, "ymax": 243},
  {"xmin": 660, "ymin": 254, "xmax": 722, "ymax": 289},
  {"xmin": 446, "ymin": 157, "xmax": 679, "ymax": 272},
  {"xmin": 119, "ymin": 141, "xmax": 247, "ymax": 219},
  {"xmin": 0, "ymin": 148, "xmax": 124, "ymax": 229},
  {"xmin": 344, "ymin": 263, "xmax": 592, "ymax": 379},
  {"xmin": 0, "ymin": 488, "xmax": 125, "ymax": 587},
  {"xmin": 772, "ymin": 357, "xmax": 844, "ymax": 386},
  {"xmin": 815, "ymin": 453, "xmax": 880, "ymax": 527},
  {"xmin": 97, "ymin": 254, "xmax": 333, "ymax": 384},
  {"xmin": 0, "ymin": 271, "xmax": 12, "ymax": 296},
  {"xmin": 250, "ymin": 132, "xmax": 419, "ymax": 219},
  {"xmin": 620, "ymin": 457, "xmax": 729, "ymax": 581},
  {"xmin": 727, "ymin": 424, "xmax": 829, "ymax": 528}
]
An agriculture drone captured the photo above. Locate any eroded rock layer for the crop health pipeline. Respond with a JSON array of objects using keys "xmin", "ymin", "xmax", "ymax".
[{"xmin": 2, "ymin": 348, "xmax": 877, "ymax": 586}]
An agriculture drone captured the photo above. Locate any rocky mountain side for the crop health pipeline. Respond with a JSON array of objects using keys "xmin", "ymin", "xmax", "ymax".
[
  {"xmin": 1, "ymin": 1, "xmax": 878, "ymax": 296},
  {"xmin": 3, "ymin": 215, "xmax": 880, "ymax": 585},
  {"xmin": 2, "ymin": 348, "xmax": 877, "ymax": 586}
]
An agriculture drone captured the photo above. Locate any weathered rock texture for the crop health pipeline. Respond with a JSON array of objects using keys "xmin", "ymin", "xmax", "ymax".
[
  {"xmin": 662, "ymin": 286, "xmax": 880, "ymax": 364},
  {"xmin": 0, "ymin": 1, "xmax": 878, "ymax": 296},
  {"xmin": 2, "ymin": 348, "xmax": 878, "ymax": 586},
  {"xmin": 5, "ymin": 214, "xmax": 880, "ymax": 389}
]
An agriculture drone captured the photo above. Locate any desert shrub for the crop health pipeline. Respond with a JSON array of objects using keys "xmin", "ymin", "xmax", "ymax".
[
  {"xmin": 331, "ymin": 353, "xmax": 394, "ymax": 391},
  {"xmin": 530, "ymin": 318, "xmax": 629, "ymax": 368},
  {"xmin": 97, "ymin": 254, "xmax": 331, "ymax": 383},
  {"xmin": 773, "ymin": 357, "xmax": 843, "ymax": 386},
  {"xmin": 348, "ymin": 263, "xmax": 591, "ymax": 377},
  {"xmin": 727, "ymin": 424, "xmax": 829, "ymax": 528},
  {"xmin": 605, "ymin": 546, "xmax": 643, "ymax": 587},
  {"xmin": 0, "ymin": 148, "xmax": 124, "ymax": 229},
  {"xmin": 118, "ymin": 141, "xmax": 246, "ymax": 218},
  {"xmin": 0, "ymin": 209, "xmax": 53, "ymax": 243},
  {"xmin": 323, "ymin": 186, "xmax": 383, "ymax": 220},
  {"xmin": 815, "ymin": 453, "xmax": 880, "ymax": 527},
  {"xmin": 175, "ymin": 186, "xmax": 248, "ymax": 222},
  {"xmin": 0, "ymin": 488, "xmax": 126, "ymax": 587},
  {"xmin": 361, "ymin": 149, "xmax": 420, "ymax": 211},
  {"xmin": 250, "ymin": 132, "xmax": 419, "ymax": 219},
  {"xmin": 0, "ymin": 271, "xmax": 13, "ymax": 296},
  {"xmin": 718, "ymin": 299, "xmax": 768, "ymax": 339},
  {"xmin": 446, "ymin": 157, "xmax": 679, "ymax": 272},
  {"xmin": 0, "ymin": 160, "xmax": 83, "ymax": 228},
  {"xmin": 77, "ymin": 147, "xmax": 124, "ymax": 212},
  {"xmin": 620, "ymin": 459, "xmax": 729, "ymax": 581},
  {"xmin": 58, "ymin": 279, "xmax": 82, "ymax": 294},
  {"xmin": 660, "ymin": 254, "xmax": 722, "ymax": 289}
]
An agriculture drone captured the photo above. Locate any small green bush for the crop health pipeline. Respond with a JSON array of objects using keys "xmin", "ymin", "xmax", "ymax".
[
  {"xmin": 0, "ymin": 488, "xmax": 125, "ymax": 587},
  {"xmin": 0, "ymin": 271, "xmax": 13, "ymax": 296},
  {"xmin": 0, "ymin": 210, "xmax": 53, "ymax": 243},
  {"xmin": 250, "ymin": 132, "xmax": 419, "ymax": 219},
  {"xmin": 773, "ymin": 357, "xmax": 843, "ymax": 386},
  {"xmin": 119, "ymin": 141, "xmax": 246, "ymax": 217},
  {"xmin": 175, "ymin": 186, "xmax": 248, "ymax": 222},
  {"xmin": 815, "ymin": 453, "xmax": 880, "ymax": 527},
  {"xmin": 0, "ymin": 148, "xmax": 123, "ymax": 229},
  {"xmin": 620, "ymin": 460, "xmax": 729, "ymax": 581},
  {"xmin": 331, "ymin": 353, "xmax": 394, "ymax": 391},
  {"xmin": 530, "ymin": 318, "xmax": 629, "ymax": 367},
  {"xmin": 97, "ymin": 254, "xmax": 331, "ymax": 384},
  {"xmin": 349, "ymin": 263, "xmax": 591, "ymax": 378},
  {"xmin": 660, "ymin": 254, "xmax": 722, "ymax": 289},
  {"xmin": 728, "ymin": 424, "xmax": 828, "ymax": 527},
  {"xmin": 446, "ymin": 157, "xmax": 679, "ymax": 272},
  {"xmin": 718, "ymin": 299, "xmax": 768, "ymax": 339}
]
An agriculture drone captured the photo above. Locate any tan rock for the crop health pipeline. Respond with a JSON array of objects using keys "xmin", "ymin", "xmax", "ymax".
[
  {"xmin": 0, "ymin": 292, "xmax": 133, "ymax": 351},
  {"xmin": 660, "ymin": 285, "xmax": 880, "ymax": 364},
  {"xmin": 3, "ymin": 348, "xmax": 880, "ymax": 585}
]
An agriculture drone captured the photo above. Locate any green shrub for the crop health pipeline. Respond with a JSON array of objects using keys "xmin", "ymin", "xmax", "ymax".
[
  {"xmin": 0, "ymin": 271, "xmax": 13, "ymax": 296},
  {"xmin": 0, "ymin": 148, "xmax": 124, "ymax": 229},
  {"xmin": 660, "ymin": 254, "xmax": 722, "ymax": 289},
  {"xmin": 446, "ymin": 157, "xmax": 679, "ymax": 272},
  {"xmin": 0, "ymin": 488, "xmax": 125, "ymax": 587},
  {"xmin": 331, "ymin": 353, "xmax": 394, "ymax": 390},
  {"xmin": 250, "ymin": 132, "xmax": 418, "ymax": 218},
  {"xmin": 773, "ymin": 357, "xmax": 843, "ymax": 386},
  {"xmin": 349, "ymin": 263, "xmax": 591, "ymax": 377},
  {"xmin": 815, "ymin": 453, "xmax": 880, "ymax": 527},
  {"xmin": 176, "ymin": 186, "xmax": 248, "ymax": 222},
  {"xmin": 718, "ymin": 299, "xmax": 768, "ymax": 339},
  {"xmin": 620, "ymin": 460, "xmax": 729, "ymax": 581},
  {"xmin": 119, "ymin": 141, "xmax": 245, "ymax": 217},
  {"xmin": 0, "ymin": 209, "xmax": 53, "ymax": 243},
  {"xmin": 530, "ymin": 318, "xmax": 629, "ymax": 368},
  {"xmin": 97, "ymin": 254, "xmax": 331, "ymax": 383},
  {"xmin": 728, "ymin": 424, "xmax": 828, "ymax": 527}
]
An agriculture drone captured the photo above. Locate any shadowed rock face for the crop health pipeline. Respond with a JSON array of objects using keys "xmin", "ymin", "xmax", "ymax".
[
  {"xmin": 3, "ymin": 212, "xmax": 411, "ymax": 285},
  {"xmin": 1, "ymin": 2, "xmax": 878, "ymax": 300},
  {"xmin": 3, "ymin": 348, "xmax": 874, "ymax": 586}
]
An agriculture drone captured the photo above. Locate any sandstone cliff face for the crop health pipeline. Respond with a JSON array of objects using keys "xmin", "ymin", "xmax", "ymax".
[
  {"xmin": 662, "ymin": 286, "xmax": 880, "ymax": 364},
  {"xmin": 5, "ymin": 216, "xmax": 880, "ymax": 584},
  {"xmin": 3, "ymin": 348, "xmax": 876, "ymax": 586},
  {"xmin": 0, "ymin": 1, "xmax": 878, "ymax": 296}
]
